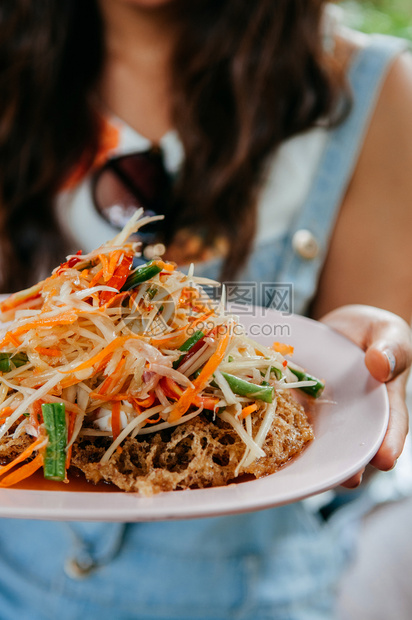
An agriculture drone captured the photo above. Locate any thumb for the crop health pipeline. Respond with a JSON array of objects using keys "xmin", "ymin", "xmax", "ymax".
[
  {"xmin": 320, "ymin": 304, "xmax": 411, "ymax": 383},
  {"xmin": 365, "ymin": 332, "xmax": 412, "ymax": 384}
]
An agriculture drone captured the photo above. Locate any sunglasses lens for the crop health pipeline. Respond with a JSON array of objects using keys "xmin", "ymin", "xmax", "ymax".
[{"xmin": 93, "ymin": 150, "xmax": 172, "ymax": 234}]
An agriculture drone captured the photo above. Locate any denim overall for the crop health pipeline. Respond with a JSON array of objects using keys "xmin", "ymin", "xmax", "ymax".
[{"xmin": 0, "ymin": 36, "xmax": 407, "ymax": 620}]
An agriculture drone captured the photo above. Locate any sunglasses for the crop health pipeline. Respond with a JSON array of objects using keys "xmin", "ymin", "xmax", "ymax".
[{"xmin": 92, "ymin": 147, "xmax": 173, "ymax": 259}]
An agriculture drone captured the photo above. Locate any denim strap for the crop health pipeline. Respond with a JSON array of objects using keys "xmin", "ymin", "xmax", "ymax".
[{"xmin": 276, "ymin": 35, "xmax": 410, "ymax": 315}]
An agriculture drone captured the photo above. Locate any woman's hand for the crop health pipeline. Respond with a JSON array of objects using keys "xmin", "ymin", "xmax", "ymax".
[{"xmin": 320, "ymin": 304, "xmax": 412, "ymax": 488}]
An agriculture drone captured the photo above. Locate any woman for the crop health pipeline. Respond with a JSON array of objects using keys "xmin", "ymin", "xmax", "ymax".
[{"xmin": 0, "ymin": 1, "xmax": 411, "ymax": 618}]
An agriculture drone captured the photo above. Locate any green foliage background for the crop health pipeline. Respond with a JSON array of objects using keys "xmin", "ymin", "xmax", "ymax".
[{"xmin": 340, "ymin": 0, "xmax": 412, "ymax": 40}]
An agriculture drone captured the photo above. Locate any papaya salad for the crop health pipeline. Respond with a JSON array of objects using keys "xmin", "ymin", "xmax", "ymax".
[{"xmin": 0, "ymin": 211, "xmax": 324, "ymax": 494}]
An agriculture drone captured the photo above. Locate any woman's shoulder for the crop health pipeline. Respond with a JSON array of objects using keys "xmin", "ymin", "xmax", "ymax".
[
  {"xmin": 337, "ymin": 23, "xmax": 412, "ymax": 142},
  {"xmin": 331, "ymin": 21, "xmax": 412, "ymax": 185},
  {"xmin": 371, "ymin": 47, "xmax": 412, "ymax": 128},
  {"xmin": 312, "ymin": 32, "xmax": 412, "ymax": 320},
  {"xmin": 343, "ymin": 27, "xmax": 412, "ymax": 184}
]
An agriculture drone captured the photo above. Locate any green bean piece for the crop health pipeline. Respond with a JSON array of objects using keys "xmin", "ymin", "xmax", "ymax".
[
  {"xmin": 260, "ymin": 366, "xmax": 283, "ymax": 381},
  {"xmin": 42, "ymin": 403, "xmax": 67, "ymax": 481},
  {"xmin": 220, "ymin": 372, "xmax": 273, "ymax": 403},
  {"xmin": 289, "ymin": 367, "xmax": 325, "ymax": 398},
  {"xmin": 173, "ymin": 330, "xmax": 205, "ymax": 369},
  {"xmin": 122, "ymin": 260, "xmax": 163, "ymax": 291},
  {"xmin": 270, "ymin": 366, "xmax": 283, "ymax": 380},
  {"xmin": 0, "ymin": 352, "xmax": 29, "ymax": 373}
]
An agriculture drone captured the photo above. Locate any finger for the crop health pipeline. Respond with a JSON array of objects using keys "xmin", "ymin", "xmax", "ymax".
[
  {"xmin": 340, "ymin": 469, "xmax": 364, "ymax": 489},
  {"xmin": 369, "ymin": 371, "xmax": 410, "ymax": 471},
  {"xmin": 365, "ymin": 335, "xmax": 412, "ymax": 382},
  {"xmin": 364, "ymin": 346, "xmax": 396, "ymax": 383},
  {"xmin": 321, "ymin": 305, "xmax": 412, "ymax": 381}
]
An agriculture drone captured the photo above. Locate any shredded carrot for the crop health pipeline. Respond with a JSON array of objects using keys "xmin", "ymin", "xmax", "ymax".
[
  {"xmin": 98, "ymin": 292, "xmax": 129, "ymax": 311},
  {"xmin": 0, "ymin": 407, "xmax": 13, "ymax": 421},
  {"xmin": 145, "ymin": 413, "xmax": 161, "ymax": 424},
  {"xmin": 0, "ymin": 310, "xmax": 78, "ymax": 349},
  {"xmin": 93, "ymin": 353, "xmax": 113, "ymax": 375},
  {"xmin": 59, "ymin": 376, "xmax": 82, "ymax": 389},
  {"xmin": 0, "ymin": 435, "xmax": 45, "ymax": 478},
  {"xmin": 179, "ymin": 287, "xmax": 213, "ymax": 315},
  {"xmin": 160, "ymin": 377, "xmax": 183, "ymax": 400},
  {"xmin": 156, "ymin": 260, "xmax": 175, "ymax": 272},
  {"xmin": 168, "ymin": 329, "xmax": 231, "ymax": 423},
  {"xmin": 108, "ymin": 250, "xmax": 123, "ymax": 274},
  {"xmin": 89, "ymin": 269, "xmax": 104, "ymax": 288},
  {"xmin": 111, "ymin": 401, "xmax": 122, "ymax": 440},
  {"xmin": 193, "ymin": 395, "xmax": 220, "ymax": 410},
  {"xmin": 8, "ymin": 333, "xmax": 21, "ymax": 348},
  {"xmin": 61, "ymin": 335, "xmax": 138, "ymax": 374},
  {"xmin": 193, "ymin": 330, "xmax": 231, "ymax": 391},
  {"xmin": 35, "ymin": 347, "xmax": 61, "ymax": 357},
  {"xmin": 0, "ymin": 453, "xmax": 43, "ymax": 488},
  {"xmin": 68, "ymin": 293, "xmax": 127, "ymax": 316},
  {"xmin": 100, "ymin": 254, "xmax": 133, "ymax": 305},
  {"xmin": 272, "ymin": 342, "xmax": 294, "ymax": 356},
  {"xmin": 104, "ymin": 392, "xmax": 132, "ymax": 402},
  {"xmin": 29, "ymin": 400, "xmax": 44, "ymax": 431},
  {"xmin": 90, "ymin": 357, "xmax": 126, "ymax": 398},
  {"xmin": 149, "ymin": 330, "xmax": 188, "ymax": 349},
  {"xmin": 98, "ymin": 254, "xmax": 111, "ymax": 281},
  {"xmin": 102, "ymin": 357, "xmax": 126, "ymax": 394},
  {"xmin": 42, "ymin": 286, "xmax": 58, "ymax": 306},
  {"xmin": 131, "ymin": 394, "xmax": 155, "ymax": 408},
  {"xmin": 240, "ymin": 403, "xmax": 258, "ymax": 419},
  {"xmin": 151, "ymin": 311, "xmax": 214, "ymax": 348},
  {"xmin": 0, "ymin": 282, "xmax": 43, "ymax": 314},
  {"xmin": 187, "ymin": 310, "xmax": 215, "ymax": 329}
]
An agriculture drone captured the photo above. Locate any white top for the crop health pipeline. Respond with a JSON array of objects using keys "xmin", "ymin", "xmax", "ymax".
[
  {"xmin": 57, "ymin": 5, "xmax": 341, "ymax": 254},
  {"xmin": 57, "ymin": 120, "xmax": 328, "ymax": 253}
]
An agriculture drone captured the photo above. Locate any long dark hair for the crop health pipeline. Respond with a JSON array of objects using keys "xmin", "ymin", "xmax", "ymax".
[{"xmin": 0, "ymin": 0, "xmax": 344, "ymax": 292}]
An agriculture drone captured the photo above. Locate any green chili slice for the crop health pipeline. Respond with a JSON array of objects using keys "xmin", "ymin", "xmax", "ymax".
[
  {"xmin": 122, "ymin": 260, "xmax": 163, "ymax": 291},
  {"xmin": 0, "ymin": 352, "xmax": 29, "ymax": 373},
  {"xmin": 173, "ymin": 330, "xmax": 205, "ymax": 369},
  {"xmin": 41, "ymin": 403, "xmax": 67, "ymax": 481},
  {"xmin": 180, "ymin": 330, "xmax": 205, "ymax": 353}
]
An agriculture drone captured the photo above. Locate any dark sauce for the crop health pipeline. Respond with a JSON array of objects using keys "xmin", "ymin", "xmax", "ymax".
[{"xmin": 13, "ymin": 467, "xmax": 120, "ymax": 493}]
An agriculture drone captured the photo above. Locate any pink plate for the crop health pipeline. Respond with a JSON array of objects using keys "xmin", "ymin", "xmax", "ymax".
[{"xmin": 0, "ymin": 307, "xmax": 389, "ymax": 521}]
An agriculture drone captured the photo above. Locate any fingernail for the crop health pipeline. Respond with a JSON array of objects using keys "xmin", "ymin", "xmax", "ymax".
[
  {"xmin": 382, "ymin": 349, "xmax": 396, "ymax": 380},
  {"xmin": 390, "ymin": 459, "xmax": 398, "ymax": 471}
]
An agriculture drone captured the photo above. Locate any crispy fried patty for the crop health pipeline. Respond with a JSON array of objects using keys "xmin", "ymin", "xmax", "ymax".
[
  {"xmin": 71, "ymin": 391, "xmax": 313, "ymax": 495},
  {"xmin": 0, "ymin": 391, "xmax": 313, "ymax": 495}
]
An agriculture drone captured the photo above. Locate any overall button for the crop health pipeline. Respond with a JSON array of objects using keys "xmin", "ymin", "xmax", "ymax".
[
  {"xmin": 64, "ymin": 556, "xmax": 97, "ymax": 580},
  {"xmin": 292, "ymin": 229, "xmax": 320, "ymax": 260}
]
